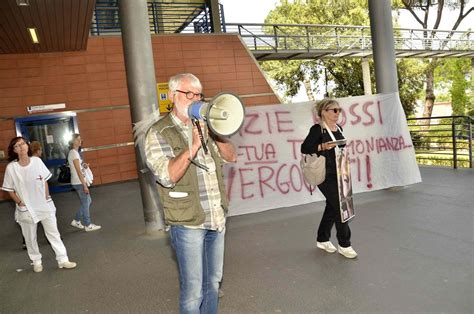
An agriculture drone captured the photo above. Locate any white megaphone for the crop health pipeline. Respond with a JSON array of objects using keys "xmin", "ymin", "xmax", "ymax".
[
  {"xmin": 188, "ymin": 92, "xmax": 245, "ymax": 137},
  {"xmin": 187, "ymin": 92, "xmax": 245, "ymax": 155}
]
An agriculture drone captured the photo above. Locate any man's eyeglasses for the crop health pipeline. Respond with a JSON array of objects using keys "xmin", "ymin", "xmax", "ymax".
[
  {"xmin": 325, "ymin": 108, "xmax": 342, "ymax": 113},
  {"xmin": 175, "ymin": 90, "xmax": 204, "ymax": 100}
]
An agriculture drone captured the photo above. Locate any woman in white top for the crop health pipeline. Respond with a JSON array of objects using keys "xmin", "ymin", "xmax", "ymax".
[
  {"xmin": 2, "ymin": 137, "xmax": 77, "ymax": 272},
  {"xmin": 68, "ymin": 134, "xmax": 101, "ymax": 232}
]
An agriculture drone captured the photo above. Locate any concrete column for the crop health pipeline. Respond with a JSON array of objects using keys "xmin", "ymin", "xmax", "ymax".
[
  {"xmin": 119, "ymin": 0, "xmax": 165, "ymax": 233},
  {"xmin": 368, "ymin": 0, "xmax": 399, "ymax": 94},
  {"xmin": 206, "ymin": 0, "xmax": 222, "ymax": 33},
  {"xmin": 362, "ymin": 58, "xmax": 372, "ymax": 95}
]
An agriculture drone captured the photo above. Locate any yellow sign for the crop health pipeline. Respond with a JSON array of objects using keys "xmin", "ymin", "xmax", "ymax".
[{"xmin": 157, "ymin": 83, "xmax": 173, "ymax": 113}]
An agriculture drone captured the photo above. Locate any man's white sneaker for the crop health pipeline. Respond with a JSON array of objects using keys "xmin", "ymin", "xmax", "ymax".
[
  {"xmin": 84, "ymin": 224, "xmax": 101, "ymax": 232},
  {"xmin": 58, "ymin": 261, "xmax": 77, "ymax": 269},
  {"xmin": 71, "ymin": 219, "xmax": 84, "ymax": 229},
  {"xmin": 316, "ymin": 241, "xmax": 337, "ymax": 253},
  {"xmin": 32, "ymin": 263, "xmax": 43, "ymax": 273},
  {"xmin": 338, "ymin": 246, "xmax": 358, "ymax": 259}
]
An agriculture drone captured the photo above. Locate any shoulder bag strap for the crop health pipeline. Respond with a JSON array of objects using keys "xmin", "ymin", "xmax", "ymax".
[
  {"xmin": 322, "ymin": 121, "xmax": 337, "ymax": 142},
  {"xmin": 336, "ymin": 124, "xmax": 345, "ymax": 138},
  {"xmin": 322, "ymin": 122, "xmax": 346, "ymax": 140}
]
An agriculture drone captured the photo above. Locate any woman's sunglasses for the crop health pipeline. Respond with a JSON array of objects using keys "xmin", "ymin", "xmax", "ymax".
[{"xmin": 325, "ymin": 108, "xmax": 342, "ymax": 113}]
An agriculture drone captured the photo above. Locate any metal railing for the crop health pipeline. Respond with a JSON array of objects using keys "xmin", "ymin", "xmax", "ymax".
[
  {"xmin": 224, "ymin": 23, "xmax": 474, "ymax": 58},
  {"xmin": 90, "ymin": 0, "xmax": 224, "ymax": 35},
  {"xmin": 407, "ymin": 115, "xmax": 473, "ymax": 169},
  {"xmin": 89, "ymin": 3, "xmax": 473, "ymax": 59}
]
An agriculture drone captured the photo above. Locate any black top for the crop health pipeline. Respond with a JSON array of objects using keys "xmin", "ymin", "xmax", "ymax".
[{"xmin": 301, "ymin": 123, "xmax": 345, "ymax": 174}]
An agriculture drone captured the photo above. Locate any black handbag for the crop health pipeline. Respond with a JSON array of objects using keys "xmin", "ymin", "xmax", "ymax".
[{"xmin": 58, "ymin": 164, "xmax": 71, "ymax": 183}]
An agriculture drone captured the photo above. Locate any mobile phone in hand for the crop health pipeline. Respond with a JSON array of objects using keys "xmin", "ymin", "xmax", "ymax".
[{"xmin": 328, "ymin": 139, "xmax": 347, "ymax": 146}]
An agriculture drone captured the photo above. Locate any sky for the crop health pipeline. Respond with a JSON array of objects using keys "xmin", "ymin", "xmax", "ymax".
[{"xmin": 220, "ymin": 0, "xmax": 278, "ymax": 23}]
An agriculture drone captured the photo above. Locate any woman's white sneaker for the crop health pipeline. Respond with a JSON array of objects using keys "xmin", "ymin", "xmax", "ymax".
[
  {"xmin": 32, "ymin": 262, "xmax": 43, "ymax": 273},
  {"xmin": 316, "ymin": 241, "xmax": 337, "ymax": 253},
  {"xmin": 70, "ymin": 219, "xmax": 84, "ymax": 229},
  {"xmin": 58, "ymin": 261, "xmax": 77, "ymax": 269},
  {"xmin": 84, "ymin": 224, "xmax": 101, "ymax": 232},
  {"xmin": 338, "ymin": 246, "xmax": 358, "ymax": 259}
]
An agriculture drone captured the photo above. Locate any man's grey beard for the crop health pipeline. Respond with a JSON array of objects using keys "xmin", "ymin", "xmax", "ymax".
[{"xmin": 175, "ymin": 104, "xmax": 189, "ymax": 118}]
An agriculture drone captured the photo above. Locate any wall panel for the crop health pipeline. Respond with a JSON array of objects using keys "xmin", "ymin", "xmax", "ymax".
[{"xmin": 0, "ymin": 34, "xmax": 280, "ymax": 200}]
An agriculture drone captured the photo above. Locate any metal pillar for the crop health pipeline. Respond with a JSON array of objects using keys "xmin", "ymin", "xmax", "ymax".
[
  {"xmin": 206, "ymin": 0, "xmax": 222, "ymax": 33},
  {"xmin": 361, "ymin": 58, "xmax": 372, "ymax": 95},
  {"xmin": 368, "ymin": 0, "xmax": 399, "ymax": 94},
  {"xmin": 119, "ymin": 0, "xmax": 165, "ymax": 233}
]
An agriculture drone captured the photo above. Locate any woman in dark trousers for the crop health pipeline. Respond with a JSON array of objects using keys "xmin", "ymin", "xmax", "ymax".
[{"xmin": 301, "ymin": 99, "xmax": 357, "ymax": 259}]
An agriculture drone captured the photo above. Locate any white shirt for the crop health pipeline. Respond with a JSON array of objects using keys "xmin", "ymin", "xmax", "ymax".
[
  {"xmin": 2, "ymin": 157, "xmax": 54, "ymax": 223},
  {"xmin": 68, "ymin": 149, "xmax": 83, "ymax": 185}
]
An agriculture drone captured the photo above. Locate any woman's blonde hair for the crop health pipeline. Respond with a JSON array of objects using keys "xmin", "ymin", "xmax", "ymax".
[
  {"xmin": 68, "ymin": 133, "xmax": 81, "ymax": 149},
  {"xmin": 314, "ymin": 98, "xmax": 340, "ymax": 118},
  {"xmin": 30, "ymin": 141, "xmax": 42, "ymax": 155}
]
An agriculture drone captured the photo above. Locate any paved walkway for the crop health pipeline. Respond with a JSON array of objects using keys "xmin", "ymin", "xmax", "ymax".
[{"xmin": 0, "ymin": 166, "xmax": 472, "ymax": 313}]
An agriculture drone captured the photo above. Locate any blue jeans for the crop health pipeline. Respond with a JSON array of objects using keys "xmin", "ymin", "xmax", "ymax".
[
  {"xmin": 72, "ymin": 184, "xmax": 92, "ymax": 226},
  {"xmin": 169, "ymin": 226, "xmax": 225, "ymax": 314}
]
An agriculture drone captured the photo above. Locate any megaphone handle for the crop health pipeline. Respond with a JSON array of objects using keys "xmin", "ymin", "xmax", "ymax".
[{"xmin": 193, "ymin": 119, "xmax": 208, "ymax": 154}]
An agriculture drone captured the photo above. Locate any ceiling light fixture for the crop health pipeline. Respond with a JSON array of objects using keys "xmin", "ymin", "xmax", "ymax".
[
  {"xmin": 16, "ymin": 0, "xmax": 30, "ymax": 6},
  {"xmin": 27, "ymin": 28, "xmax": 40, "ymax": 44}
]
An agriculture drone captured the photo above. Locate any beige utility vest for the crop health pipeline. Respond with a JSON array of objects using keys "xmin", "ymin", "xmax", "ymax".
[{"xmin": 150, "ymin": 114, "xmax": 229, "ymax": 226}]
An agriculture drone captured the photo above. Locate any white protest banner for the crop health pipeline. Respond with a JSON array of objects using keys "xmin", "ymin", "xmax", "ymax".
[{"xmin": 224, "ymin": 92, "xmax": 421, "ymax": 216}]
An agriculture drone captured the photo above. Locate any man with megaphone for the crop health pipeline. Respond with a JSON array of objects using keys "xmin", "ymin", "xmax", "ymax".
[{"xmin": 144, "ymin": 73, "xmax": 239, "ymax": 314}]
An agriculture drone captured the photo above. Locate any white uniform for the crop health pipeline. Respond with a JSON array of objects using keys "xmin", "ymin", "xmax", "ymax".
[{"xmin": 2, "ymin": 157, "xmax": 69, "ymax": 265}]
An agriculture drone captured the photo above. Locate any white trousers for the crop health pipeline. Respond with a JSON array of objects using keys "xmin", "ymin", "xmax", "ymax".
[{"xmin": 17, "ymin": 211, "xmax": 69, "ymax": 265}]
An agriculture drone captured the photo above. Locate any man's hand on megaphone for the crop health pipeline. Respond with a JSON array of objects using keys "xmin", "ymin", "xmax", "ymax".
[
  {"xmin": 191, "ymin": 121, "xmax": 203, "ymax": 156},
  {"xmin": 213, "ymin": 135, "xmax": 238, "ymax": 163}
]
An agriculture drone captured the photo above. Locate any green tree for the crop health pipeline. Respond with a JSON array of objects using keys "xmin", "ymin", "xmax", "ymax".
[
  {"xmin": 262, "ymin": 60, "xmax": 318, "ymax": 102},
  {"xmin": 394, "ymin": 0, "xmax": 473, "ymax": 118},
  {"xmin": 434, "ymin": 58, "xmax": 472, "ymax": 115},
  {"xmin": 262, "ymin": 0, "xmax": 370, "ymax": 102},
  {"xmin": 397, "ymin": 59, "xmax": 426, "ymax": 117},
  {"xmin": 261, "ymin": 0, "xmax": 423, "ymax": 116}
]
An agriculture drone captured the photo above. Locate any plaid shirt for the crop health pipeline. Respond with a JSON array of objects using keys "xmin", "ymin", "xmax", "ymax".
[{"xmin": 145, "ymin": 113, "xmax": 226, "ymax": 231}]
